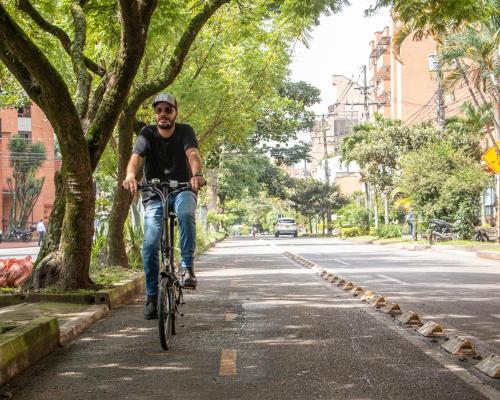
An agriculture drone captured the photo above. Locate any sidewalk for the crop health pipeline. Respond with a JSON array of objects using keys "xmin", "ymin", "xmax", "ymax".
[
  {"xmin": 2, "ymin": 237, "xmax": 499, "ymax": 399},
  {"xmin": 0, "ymin": 241, "xmax": 38, "ymax": 250}
]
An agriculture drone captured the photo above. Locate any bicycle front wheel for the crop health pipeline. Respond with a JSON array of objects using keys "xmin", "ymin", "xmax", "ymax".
[{"xmin": 158, "ymin": 277, "xmax": 174, "ymax": 350}]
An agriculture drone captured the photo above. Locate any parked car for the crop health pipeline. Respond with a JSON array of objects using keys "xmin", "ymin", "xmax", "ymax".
[{"xmin": 274, "ymin": 218, "xmax": 298, "ymax": 237}]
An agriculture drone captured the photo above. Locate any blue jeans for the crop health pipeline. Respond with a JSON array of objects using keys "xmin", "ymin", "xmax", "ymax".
[{"xmin": 142, "ymin": 190, "xmax": 197, "ymax": 297}]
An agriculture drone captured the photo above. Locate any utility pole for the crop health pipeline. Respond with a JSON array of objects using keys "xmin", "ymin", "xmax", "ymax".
[
  {"xmin": 429, "ymin": 54, "xmax": 445, "ymax": 128},
  {"xmin": 362, "ymin": 64, "xmax": 370, "ymax": 122},
  {"xmin": 321, "ymin": 116, "xmax": 330, "ymax": 184},
  {"xmin": 321, "ymin": 116, "xmax": 332, "ymax": 235}
]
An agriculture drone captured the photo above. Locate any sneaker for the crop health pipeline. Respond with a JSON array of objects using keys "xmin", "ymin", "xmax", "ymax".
[
  {"xmin": 144, "ymin": 295, "xmax": 158, "ymax": 319},
  {"xmin": 183, "ymin": 267, "xmax": 197, "ymax": 288}
]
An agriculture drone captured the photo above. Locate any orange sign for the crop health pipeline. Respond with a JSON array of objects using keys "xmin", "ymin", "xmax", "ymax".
[{"xmin": 482, "ymin": 142, "xmax": 500, "ymax": 173}]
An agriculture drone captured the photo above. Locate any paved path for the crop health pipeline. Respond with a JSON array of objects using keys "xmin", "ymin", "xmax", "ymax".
[{"xmin": 2, "ymin": 238, "xmax": 498, "ymax": 399}]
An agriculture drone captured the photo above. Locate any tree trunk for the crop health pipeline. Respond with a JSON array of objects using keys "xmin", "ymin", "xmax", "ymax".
[
  {"xmin": 32, "ymin": 162, "xmax": 95, "ymax": 290},
  {"xmin": 106, "ymin": 112, "xmax": 135, "ymax": 267},
  {"xmin": 383, "ymin": 192, "xmax": 389, "ymax": 225},
  {"xmin": 206, "ymin": 169, "xmax": 218, "ymax": 212},
  {"xmin": 374, "ymin": 191, "xmax": 379, "ymax": 230},
  {"xmin": 36, "ymin": 171, "xmax": 64, "ymax": 262},
  {"xmin": 366, "ymin": 182, "xmax": 372, "ymax": 228}
]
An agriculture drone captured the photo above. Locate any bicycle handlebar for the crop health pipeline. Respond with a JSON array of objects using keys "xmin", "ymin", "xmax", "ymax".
[{"xmin": 138, "ymin": 179, "xmax": 191, "ymax": 191}]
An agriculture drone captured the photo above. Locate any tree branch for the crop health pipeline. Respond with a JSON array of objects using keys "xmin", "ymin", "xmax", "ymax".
[
  {"xmin": 0, "ymin": 4, "xmax": 83, "ymax": 153},
  {"xmin": 16, "ymin": 0, "xmax": 105, "ymax": 76},
  {"xmin": 128, "ymin": 0, "xmax": 231, "ymax": 111},
  {"xmin": 86, "ymin": 0, "xmax": 158, "ymax": 170},
  {"xmin": 70, "ymin": 1, "xmax": 92, "ymax": 119}
]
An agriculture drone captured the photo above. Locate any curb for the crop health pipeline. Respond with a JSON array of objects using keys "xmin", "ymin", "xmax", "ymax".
[
  {"xmin": 95, "ymin": 272, "xmax": 145, "ymax": 309},
  {"xmin": 25, "ymin": 293, "xmax": 95, "ymax": 304},
  {"xmin": 59, "ymin": 304, "xmax": 109, "ymax": 347},
  {"xmin": 0, "ymin": 293, "xmax": 94, "ymax": 307},
  {"xmin": 0, "ymin": 316, "xmax": 59, "ymax": 385}
]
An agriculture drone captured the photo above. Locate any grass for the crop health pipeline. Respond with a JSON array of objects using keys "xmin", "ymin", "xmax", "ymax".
[
  {"xmin": 0, "ymin": 287, "xmax": 17, "ymax": 294},
  {"xmin": 90, "ymin": 265, "xmax": 139, "ymax": 288}
]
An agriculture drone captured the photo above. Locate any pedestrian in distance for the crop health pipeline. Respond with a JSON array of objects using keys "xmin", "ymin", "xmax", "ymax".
[
  {"xmin": 122, "ymin": 92, "xmax": 206, "ymax": 320},
  {"xmin": 406, "ymin": 209, "xmax": 414, "ymax": 238},
  {"xmin": 36, "ymin": 219, "xmax": 46, "ymax": 246}
]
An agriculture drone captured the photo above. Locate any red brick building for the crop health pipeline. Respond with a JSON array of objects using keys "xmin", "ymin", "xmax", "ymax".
[{"xmin": 0, "ymin": 103, "xmax": 58, "ymax": 232}]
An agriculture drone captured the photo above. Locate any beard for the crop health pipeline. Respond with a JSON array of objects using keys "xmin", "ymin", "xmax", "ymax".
[{"xmin": 157, "ymin": 119, "xmax": 174, "ymax": 129}]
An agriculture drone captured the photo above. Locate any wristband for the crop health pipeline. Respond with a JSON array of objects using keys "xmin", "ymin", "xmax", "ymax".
[{"xmin": 194, "ymin": 172, "xmax": 204, "ymax": 178}]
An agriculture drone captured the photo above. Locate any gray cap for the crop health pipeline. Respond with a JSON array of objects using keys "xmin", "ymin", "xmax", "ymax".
[{"xmin": 152, "ymin": 92, "xmax": 177, "ymax": 108}]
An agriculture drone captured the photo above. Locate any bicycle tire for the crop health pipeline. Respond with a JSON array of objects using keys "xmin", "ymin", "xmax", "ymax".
[{"xmin": 158, "ymin": 277, "xmax": 174, "ymax": 350}]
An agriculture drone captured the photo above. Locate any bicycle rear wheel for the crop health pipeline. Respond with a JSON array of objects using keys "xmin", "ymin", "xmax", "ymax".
[{"xmin": 158, "ymin": 277, "xmax": 174, "ymax": 350}]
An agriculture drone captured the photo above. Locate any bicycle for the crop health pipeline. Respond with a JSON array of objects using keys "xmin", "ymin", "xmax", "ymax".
[{"xmin": 138, "ymin": 178, "xmax": 192, "ymax": 350}]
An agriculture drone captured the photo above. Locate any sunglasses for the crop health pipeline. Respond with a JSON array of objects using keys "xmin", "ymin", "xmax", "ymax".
[{"xmin": 154, "ymin": 106, "xmax": 175, "ymax": 114}]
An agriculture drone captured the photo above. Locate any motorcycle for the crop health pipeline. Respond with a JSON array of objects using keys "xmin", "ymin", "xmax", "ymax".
[
  {"xmin": 428, "ymin": 219, "xmax": 457, "ymax": 245},
  {"xmin": 9, "ymin": 227, "xmax": 32, "ymax": 242}
]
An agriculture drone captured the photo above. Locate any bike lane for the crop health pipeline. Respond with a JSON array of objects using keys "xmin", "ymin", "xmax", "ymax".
[{"xmin": 2, "ymin": 237, "xmax": 496, "ymax": 399}]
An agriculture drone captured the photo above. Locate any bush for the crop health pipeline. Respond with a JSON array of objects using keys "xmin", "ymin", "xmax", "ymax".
[
  {"xmin": 341, "ymin": 226, "xmax": 363, "ymax": 237},
  {"xmin": 376, "ymin": 224, "xmax": 402, "ymax": 239},
  {"xmin": 369, "ymin": 227, "xmax": 377, "ymax": 236},
  {"xmin": 337, "ymin": 203, "xmax": 370, "ymax": 231}
]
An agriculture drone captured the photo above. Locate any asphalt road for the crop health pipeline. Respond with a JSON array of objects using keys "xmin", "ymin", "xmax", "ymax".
[
  {"xmin": 2, "ymin": 237, "xmax": 499, "ymax": 399},
  {"xmin": 270, "ymin": 237, "xmax": 500, "ymax": 357}
]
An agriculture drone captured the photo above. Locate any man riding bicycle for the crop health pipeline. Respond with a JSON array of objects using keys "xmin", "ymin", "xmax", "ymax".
[{"xmin": 122, "ymin": 92, "xmax": 205, "ymax": 320}]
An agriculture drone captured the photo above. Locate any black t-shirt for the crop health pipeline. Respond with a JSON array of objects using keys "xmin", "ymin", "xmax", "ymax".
[{"xmin": 132, "ymin": 123, "xmax": 198, "ymax": 206}]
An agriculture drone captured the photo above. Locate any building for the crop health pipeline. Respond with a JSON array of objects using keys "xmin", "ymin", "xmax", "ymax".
[
  {"xmin": 280, "ymin": 165, "xmax": 312, "ymax": 180},
  {"xmin": 369, "ymin": 24, "xmax": 475, "ymax": 125},
  {"xmin": 0, "ymin": 103, "xmax": 58, "ymax": 232},
  {"xmin": 309, "ymin": 75, "xmax": 365, "ymax": 196}
]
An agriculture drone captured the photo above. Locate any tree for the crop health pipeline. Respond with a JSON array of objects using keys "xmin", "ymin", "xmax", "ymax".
[
  {"xmin": 253, "ymin": 80, "xmax": 321, "ymax": 144},
  {"xmin": 289, "ymin": 178, "xmax": 344, "ymax": 234},
  {"xmin": 1, "ymin": 0, "xmax": 159, "ymax": 289},
  {"xmin": 398, "ymin": 141, "xmax": 489, "ymax": 235},
  {"xmin": 7, "ymin": 134, "xmax": 46, "ymax": 230},
  {"xmin": 105, "ymin": 2, "xmax": 343, "ymax": 267},
  {"xmin": 269, "ymin": 141, "xmax": 312, "ymax": 167}
]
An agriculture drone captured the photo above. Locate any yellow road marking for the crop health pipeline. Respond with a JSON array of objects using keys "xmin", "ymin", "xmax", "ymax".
[
  {"xmin": 219, "ymin": 349, "xmax": 237, "ymax": 376},
  {"xmin": 225, "ymin": 312, "xmax": 237, "ymax": 322}
]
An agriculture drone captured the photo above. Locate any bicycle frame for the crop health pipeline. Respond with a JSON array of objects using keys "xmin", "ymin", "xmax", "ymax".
[{"xmin": 143, "ymin": 180, "xmax": 189, "ymax": 285}]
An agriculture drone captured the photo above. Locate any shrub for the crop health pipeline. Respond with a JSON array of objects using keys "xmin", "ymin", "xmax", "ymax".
[
  {"xmin": 376, "ymin": 224, "xmax": 402, "ymax": 239},
  {"xmin": 341, "ymin": 226, "xmax": 362, "ymax": 237}
]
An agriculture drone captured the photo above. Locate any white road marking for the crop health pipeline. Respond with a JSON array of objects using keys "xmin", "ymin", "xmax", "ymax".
[
  {"xmin": 333, "ymin": 258, "xmax": 350, "ymax": 265},
  {"xmin": 377, "ymin": 274, "xmax": 409, "ymax": 286}
]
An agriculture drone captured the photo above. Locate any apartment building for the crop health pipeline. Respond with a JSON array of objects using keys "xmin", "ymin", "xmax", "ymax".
[
  {"xmin": 0, "ymin": 103, "xmax": 58, "ymax": 232},
  {"xmin": 369, "ymin": 24, "xmax": 474, "ymax": 125}
]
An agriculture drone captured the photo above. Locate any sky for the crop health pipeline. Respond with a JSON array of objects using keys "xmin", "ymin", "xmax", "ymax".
[{"xmin": 290, "ymin": 1, "xmax": 390, "ymax": 115}]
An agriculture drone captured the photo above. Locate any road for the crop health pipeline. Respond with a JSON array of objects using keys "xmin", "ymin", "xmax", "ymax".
[
  {"xmin": 0, "ymin": 244, "xmax": 39, "ymax": 259},
  {"xmin": 270, "ymin": 236, "xmax": 500, "ymax": 356},
  {"xmin": 2, "ymin": 237, "xmax": 499, "ymax": 399}
]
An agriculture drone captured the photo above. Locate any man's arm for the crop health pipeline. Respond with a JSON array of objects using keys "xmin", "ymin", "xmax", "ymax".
[
  {"xmin": 186, "ymin": 147, "xmax": 205, "ymax": 191},
  {"xmin": 122, "ymin": 154, "xmax": 143, "ymax": 195}
]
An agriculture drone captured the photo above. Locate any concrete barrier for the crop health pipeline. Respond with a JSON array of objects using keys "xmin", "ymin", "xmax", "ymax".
[
  {"xmin": 0, "ymin": 316, "xmax": 59, "ymax": 385},
  {"xmin": 95, "ymin": 272, "xmax": 145, "ymax": 309}
]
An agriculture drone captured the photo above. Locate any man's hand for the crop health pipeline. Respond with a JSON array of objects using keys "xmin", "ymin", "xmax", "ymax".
[
  {"xmin": 122, "ymin": 173, "xmax": 138, "ymax": 195},
  {"xmin": 190, "ymin": 175, "xmax": 206, "ymax": 192}
]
